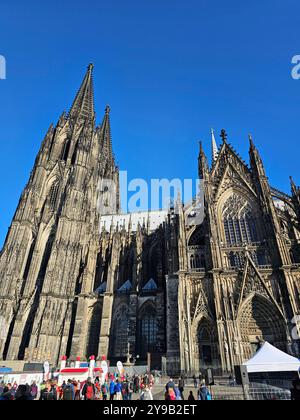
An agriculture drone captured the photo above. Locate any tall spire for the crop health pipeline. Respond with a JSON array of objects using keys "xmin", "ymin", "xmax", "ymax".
[
  {"xmin": 211, "ymin": 128, "xmax": 218, "ymax": 163},
  {"xmin": 198, "ymin": 141, "xmax": 208, "ymax": 179},
  {"xmin": 100, "ymin": 105, "xmax": 113, "ymax": 163},
  {"xmin": 69, "ymin": 63, "xmax": 95, "ymax": 122}
]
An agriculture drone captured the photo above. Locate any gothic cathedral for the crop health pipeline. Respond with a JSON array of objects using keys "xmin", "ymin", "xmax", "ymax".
[{"xmin": 0, "ymin": 65, "xmax": 299, "ymax": 375}]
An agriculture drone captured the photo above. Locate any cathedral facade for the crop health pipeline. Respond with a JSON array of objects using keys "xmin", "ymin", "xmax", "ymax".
[{"xmin": 0, "ymin": 65, "xmax": 300, "ymax": 375}]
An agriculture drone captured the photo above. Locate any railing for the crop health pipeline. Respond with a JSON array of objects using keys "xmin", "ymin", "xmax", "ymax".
[{"xmin": 220, "ymin": 241, "xmax": 262, "ymax": 249}]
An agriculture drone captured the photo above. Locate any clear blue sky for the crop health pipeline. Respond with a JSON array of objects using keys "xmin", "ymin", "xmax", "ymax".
[{"xmin": 0, "ymin": 0, "xmax": 299, "ymax": 246}]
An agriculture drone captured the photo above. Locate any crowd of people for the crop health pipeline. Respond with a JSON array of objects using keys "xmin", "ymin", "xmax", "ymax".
[
  {"xmin": 0, "ymin": 373, "xmax": 214, "ymax": 401},
  {"xmin": 3, "ymin": 372, "xmax": 299, "ymax": 401},
  {"xmin": 0, "ymin": 373, "xmax": 154, "ymax": 401},
  {"xmin": 165, "ymin": 377, "xmax": 211, "ymax": 401}
]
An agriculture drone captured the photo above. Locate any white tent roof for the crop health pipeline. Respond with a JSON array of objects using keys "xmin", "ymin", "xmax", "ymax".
[{"xmin": 243, "ymin": 342, "xmax": 300, "ymax": 373}]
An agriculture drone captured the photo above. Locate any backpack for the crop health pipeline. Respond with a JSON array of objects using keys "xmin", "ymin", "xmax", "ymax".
[
  {"xmin": 86, "ymin": 385, "xmax": 94, "ymax": 400},
  {"xmin": 63, "ymin": 385, "xmax": 73, "ymax": 400}
]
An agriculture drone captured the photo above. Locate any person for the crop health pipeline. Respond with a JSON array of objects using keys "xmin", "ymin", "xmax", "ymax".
[
  {"xmin": 115, "ymin": 379, "xmax": 123, "ymax": 400},
  {"xmin": 73, "ymin": 380, "xmax": 81, "ymax": 400},
  {"xmin": 101, "ymin": 381, "xmax": 108, "ymax": 401},
  {"xmin": 143, "ymin": 374, "xmax": 150, "ymax": 386},
  {"xmin": 39, "ymin": 380, "xmax": 57, "ymax": 400},
  {"xmin": 40, "ymin": 381, "xmax": 46, "ymax": 393},
  {"xmin": 0, "ymin": 383, "xmax": 13, "ymax": 400},
  {"xmin": 82, "ymin": 378, "xmax": 95, "ymax": 401},
  {"xmin": 109, "ymin": 378, "xmax": 116, "ymax": 400},
  {"xmin": 143, "ymin": 385, "xmax": 153, "ymax": 400},
  {"xmin": 30, "ymin": 381, "xmax": 38, "ymax": 400},
  {"xmin": 198, "ymin": 384, "xmax": 209, "ymax": 401},
  {"xmin": 94, "ymin": 379, "xmax": 101, "ymax": 400},
  {"xmin": 178, "ymin": 376, "xmax": 185, "ymax": 399},
  {"xmin": 128, "ymin": 379, "xmax": 134, "ymax": 400},
  {"xmin": 133, "ymin": 375, "xmax": 139, "ymax": 393},
  {"xmin": 166, "ymin": 378, "xmax": 175, "ymax": 392},
  {"xmin": 167, "ymin": 387, "xmax": 176, "ymax": 401},
  {"xmin": 15, "ymin": 385, "xmax": 31, "ymax": 401},
  {"xmin": 122, "ymin": 380, "xmax": 129, "ymax": 400},
  {"xmin": 193, "ymin": 374, "xmax": 198, "ymax": 389},
  {"xmin": 291, "ymin": 379, "xmax": 300, "ymax": 401},
  {"xmin": 188, "ymin": 391, "xmax": 195, "ymax": 401},
  {"xmin": 174, "ymin": 386, "xmax": 182, "ymax": 400},
  {"xmin": 63, "ymin": 379, "xmax": 75, "ymax": 400}
]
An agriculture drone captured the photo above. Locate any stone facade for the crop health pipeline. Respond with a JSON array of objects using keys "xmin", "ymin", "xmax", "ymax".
[{"xmin": 0, "ymin": 65, "xmax": 300, "ymax": 374}]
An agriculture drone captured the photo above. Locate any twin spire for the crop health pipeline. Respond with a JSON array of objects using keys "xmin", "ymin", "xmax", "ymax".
[
  {"xmin": 67, "ymin": 64, "xmax": 113, "ymax": 160},
  {"xmin": 69, "ymin": 63, "xmax": 95, "ymax": 122}
]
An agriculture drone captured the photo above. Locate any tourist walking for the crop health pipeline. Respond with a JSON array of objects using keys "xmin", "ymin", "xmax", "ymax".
[
  {"xmin": 198, "ymin": 384, "xmax": 210, "ymax": 401},
  {"xmin": 115, "ymin": 380, "xmax": 123, "ymax": 400},
  {"xmin": 81, "ymin": 378, "xmax": 95, "ymax": 401},
  {"xmin": 109, "ymin": 379, "xmax": 116, "ymax": 400},
  {"xmin": 63, "ymin": 379, "xmax": 75, "ymax": 400},
  {"xmin": 178, "ymin": 376, "xmax": 185, "ymax": 399},
  {"xmin": 101, "ymin": 381, "xmax": 109, "ymax": 400},
  {"xmin": 188, "ymin": 390, "xmax": 195, "ymax": 401}
]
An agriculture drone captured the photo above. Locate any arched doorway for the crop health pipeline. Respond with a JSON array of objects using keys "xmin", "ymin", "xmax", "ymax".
[
  {"xmin": 238, "ymin": 294, "xmax": 287, "ymax": 360},
  {"xmin": 195, "ymin": 318, "xmax": 218, "ymax": 371}
]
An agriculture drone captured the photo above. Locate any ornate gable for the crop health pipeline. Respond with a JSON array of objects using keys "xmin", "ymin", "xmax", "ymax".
[
  {"xmin": 236, "ymin": 253, "xmax": 283, "ymax": 317},
  {"xmin": 211, "ymin": 142, "xmax": 256, "ymax": 201}
]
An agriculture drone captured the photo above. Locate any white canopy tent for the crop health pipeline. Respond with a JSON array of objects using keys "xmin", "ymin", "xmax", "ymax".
[{"xmin": 243, "ymin": 342, "xmax": 300, "ymax": 373}]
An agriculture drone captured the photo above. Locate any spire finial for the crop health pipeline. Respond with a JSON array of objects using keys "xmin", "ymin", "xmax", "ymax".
[
  {"xmin": 105, "ymin": 104, "xmax": 111, "ymax": 115},
  {"xmin": 220, "ymin": 129, "xmax": 227, "ymax": 143},
  {"xmin": 249, "ymin": 133, "xmax": 255, "ymax": 148},
  {"xmin": 88, "ymin": 63, "xmax": 94, "ymax": 72}
]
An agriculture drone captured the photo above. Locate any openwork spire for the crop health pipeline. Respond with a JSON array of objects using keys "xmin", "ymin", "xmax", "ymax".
[
  {"xmin": 100, "ymin": 105, "xmax": 113, "ymax": 163},
  {"xmin": 211, "ymin": 128, "xmax": 218, "ymax": 163},
  {"xmin": 69, "ymin": 63, "xmax": 95, "ymax": 122}
]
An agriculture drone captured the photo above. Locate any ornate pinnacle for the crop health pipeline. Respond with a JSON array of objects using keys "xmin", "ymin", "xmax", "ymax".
[{"xmin": 220, "ymin": 129, "xmax": 227, "ymax": 143}]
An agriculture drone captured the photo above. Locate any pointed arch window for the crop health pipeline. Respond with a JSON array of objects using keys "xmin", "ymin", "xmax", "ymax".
[
  {"xmin": 49, "ymin": 182, "xmax": 59, "ymax": 209},
  {"xmin": 139, "ymin": 305, "xmax": 158, "ymax": 357},
  {"xmin": 62, "ymin": 138, "xmax": 71, "ymax": 162},
  {"xmin": 223, "ymin": 194, "xmax": 258, "ymax": 245},
  {"xmin": 111, "ymin": 306, "xmax": 129, "ymax": 357}
]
